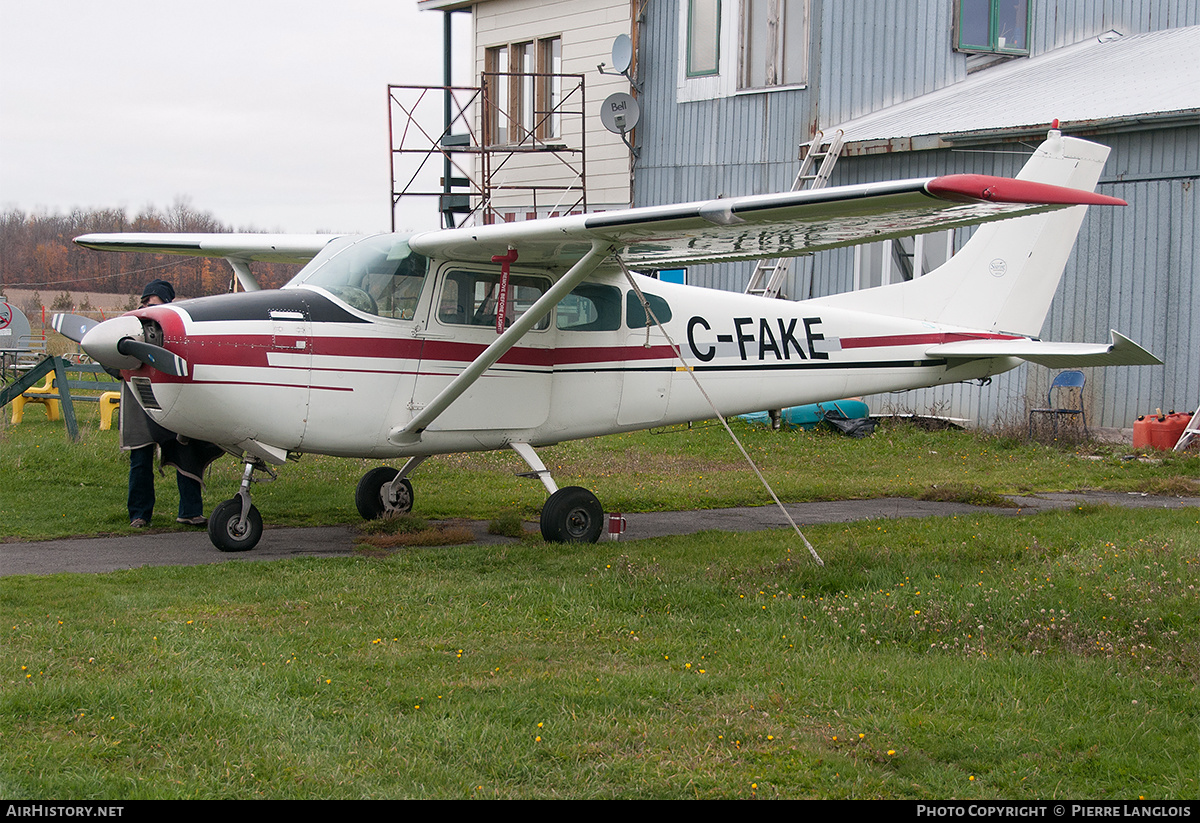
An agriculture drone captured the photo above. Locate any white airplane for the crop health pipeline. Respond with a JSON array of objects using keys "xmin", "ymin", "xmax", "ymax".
[{"xmin": 69, "ymin": 128, "xmax": 1160, "ymax": 552}]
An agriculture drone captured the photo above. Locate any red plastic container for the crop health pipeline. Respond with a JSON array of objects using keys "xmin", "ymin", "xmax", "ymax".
[{"xmin": 1133, "ymin": 411, "xmax": 1191, "ymax": 450}]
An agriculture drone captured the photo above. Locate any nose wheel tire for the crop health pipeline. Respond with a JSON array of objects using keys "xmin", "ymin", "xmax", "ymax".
[
  {"xmin": 208, "ymin": 498, "xmax": 263, "ymax": 552},
  {"xmin": 356, "ymin": 467, "xmax": 414, "ymax": 520},
  {"xmin": 540, "ymin": 486, "xmax": 604, "ymax": 543}
]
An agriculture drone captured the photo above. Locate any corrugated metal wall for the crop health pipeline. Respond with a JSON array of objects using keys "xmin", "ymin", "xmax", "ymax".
[{"xmin": 633, "ymin": 1, "xmax": 1200, "ymax": 428}]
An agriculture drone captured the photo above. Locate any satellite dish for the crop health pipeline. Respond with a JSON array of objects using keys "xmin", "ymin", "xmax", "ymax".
[
  {"xmin": 600, "ymin": 92, "xmax": 640, "ymax": 135},
  {"xmin": 610, "ymin": 34, "xmax": 633, "ymax": 75},
  {"xmin": 597, "ymin": 34, "xmax": 640, "ymax": 90}
]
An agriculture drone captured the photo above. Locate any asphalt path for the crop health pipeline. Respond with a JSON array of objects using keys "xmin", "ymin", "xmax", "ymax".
[{"xmin": 4, "ymin": 491, "xmax": 1197, "ymax": 577}]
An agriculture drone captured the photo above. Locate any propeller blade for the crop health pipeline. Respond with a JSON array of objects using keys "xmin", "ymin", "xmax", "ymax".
[
  {"xmin": 117, "ymin": 338, "xmax": 189, "ymax": 377},
  {"xmin": 51, "ymin": 313, "xmax": 99, "ymax": 343}
]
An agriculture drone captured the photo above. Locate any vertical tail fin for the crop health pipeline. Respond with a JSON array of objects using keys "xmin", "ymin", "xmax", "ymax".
[{"xmin": 810, "ymin": 131, "xmax": 1111, "ymax": 336}]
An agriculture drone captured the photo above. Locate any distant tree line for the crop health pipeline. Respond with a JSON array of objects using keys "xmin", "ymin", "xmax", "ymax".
[{"xmin": 0, "ymin": 201, "xmax": 302, "ymax": 300}]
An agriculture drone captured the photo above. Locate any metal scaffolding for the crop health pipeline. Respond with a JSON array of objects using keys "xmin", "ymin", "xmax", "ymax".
[{"xmin": 388, "ymin": 73, "xmax": 588, "ymax": 231}]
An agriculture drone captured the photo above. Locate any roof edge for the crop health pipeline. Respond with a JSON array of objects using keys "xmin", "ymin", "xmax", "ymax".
[{"xmin": 843, "ymin": 110, "xmax": 1200, "ymax": 156}]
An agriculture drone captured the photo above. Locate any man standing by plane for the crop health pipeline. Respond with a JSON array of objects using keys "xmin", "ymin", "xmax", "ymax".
[{"xmin": 122, "ymin": 279, "xmax": 215, "ymax": 528}]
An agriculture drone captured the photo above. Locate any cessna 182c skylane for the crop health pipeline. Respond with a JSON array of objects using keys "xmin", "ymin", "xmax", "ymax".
[{"xmin": 69, "ymin": 128, "xmax": 1160, "ymax": 552}]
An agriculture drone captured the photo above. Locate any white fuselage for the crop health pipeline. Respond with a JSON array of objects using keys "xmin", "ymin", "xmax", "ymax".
[{"xmin": 131, "ymin": 263, "xmax": 1018, "ymax": 460}]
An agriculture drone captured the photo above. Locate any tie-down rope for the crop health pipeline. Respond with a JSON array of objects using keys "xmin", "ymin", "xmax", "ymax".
[{"xmin": 617, "ymin": 257, "xmax": 824, "ymax": 566}]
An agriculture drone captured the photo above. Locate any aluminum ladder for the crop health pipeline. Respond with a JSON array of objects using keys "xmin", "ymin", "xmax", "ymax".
[
  {"xmin": 744, "ymin": 128, "xmax": 844, "ymax": 299},
  {"xmin": 1173, "ymin": 402, "xmax": 1200, "ymax": 451}
]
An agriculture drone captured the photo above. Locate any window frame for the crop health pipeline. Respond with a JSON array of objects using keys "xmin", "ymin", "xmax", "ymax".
[
  {"xmin": 536, "ymin": 36, "xmax": 562, "ymax": 140},
  {"xmin": 484, "ymin": 35, "xmax": 565, "ymax": 147},
  {"xmin": 686, "ymin": 0, "xmax": 722, "ymax": 78},
  {"xmin": 953, "ymin": 0, "xmax": 1031, "ymax": 56},
  {"xmin": 483, "ymin": 45, "xmax": 509, "ymax": 145},
  {"xmin": 852, "ymin": 231, "xmax": 956, "ymax": 291},
  {"xmin": 678, "ymin": 0, "xmax": 809, "ymax": 102}
]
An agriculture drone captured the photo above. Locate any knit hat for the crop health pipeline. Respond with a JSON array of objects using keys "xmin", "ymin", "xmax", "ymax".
[{"xmin": 141, "ymin": 279, "xmax": 175, "ymax": 304}]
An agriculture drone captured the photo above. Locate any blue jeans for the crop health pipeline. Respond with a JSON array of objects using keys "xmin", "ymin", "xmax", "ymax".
[{"xmin": 128, "ymin": 445, "xmax": 203, "ymax": 522}]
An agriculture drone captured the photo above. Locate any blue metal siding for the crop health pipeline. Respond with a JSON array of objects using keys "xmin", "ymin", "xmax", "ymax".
[{"xmin": 633, "ymin": 1, "xmax": 1200, "ymax": 428}]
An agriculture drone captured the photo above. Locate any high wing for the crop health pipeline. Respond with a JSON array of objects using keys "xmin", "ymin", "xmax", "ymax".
[
  {"xmin": 927, "ymin": 330, "xmax": 1163, "ymax": 368},
  {"xmin": 73, "ymin": 233, "xmax": 342, "ymax": 292},
  {"xmin": 407, "ymin": 175, "xmax": 1125, "ymax": 268},
  {"xmin": 71, "ymin": 174, "xmax": 1118, "ymax": 275},
  {"xmin": 73, "ymin": 233, "xmax": 341, "ymax": 264}
]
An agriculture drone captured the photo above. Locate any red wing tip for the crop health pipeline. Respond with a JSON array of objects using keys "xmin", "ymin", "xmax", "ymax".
[{"xmin": 926, "ymin": 174, "xmax": 1126, "ymax": 207}]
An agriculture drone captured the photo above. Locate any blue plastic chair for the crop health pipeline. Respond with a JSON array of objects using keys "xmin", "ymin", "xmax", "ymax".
[{"xmin": 1028, "ymin": 370, "xmax": 1087, "ymax": 440}]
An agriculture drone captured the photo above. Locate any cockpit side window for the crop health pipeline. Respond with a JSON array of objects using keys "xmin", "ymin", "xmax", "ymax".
[{"xmin": 437, "ymin": 269, "xmax": 550, "ymax": 330}]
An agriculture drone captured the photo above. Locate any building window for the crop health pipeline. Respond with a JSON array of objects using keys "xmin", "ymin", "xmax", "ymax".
[
  {"xmin": 485, "ymin": 36, "xmax": 563, "ymax": 146},
  {"xmin": 740, "ymin": 0, "xmax": 808, "ymax": 88},
  {"xmin": 687, "ymin": 0, "xmax": 722, "ymax": 77},
  {"xmin": 679, "ymin": 0, "xmax": 809, "ymax": 101},
  {"xmin": 853, "ymin": 231, "xmax": 955, "ymax": 291},
  {"xmin": 538, "ymin": 37, "xmax": 562, "ymax": 140},
  {"xmin": 484, "ymin": 45, "xmax": 509, "ymax": 145},
  {"xmin": 955, "ymin": 0, "xmax": 1030, "ymax": 55}
]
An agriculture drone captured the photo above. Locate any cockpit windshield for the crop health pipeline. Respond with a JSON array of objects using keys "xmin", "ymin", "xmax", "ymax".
[{"xmin": 286, "ymin": 234, "xmax": 428, "ymax": 320}]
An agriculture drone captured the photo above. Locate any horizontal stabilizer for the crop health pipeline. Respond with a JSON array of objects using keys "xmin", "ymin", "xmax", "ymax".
[{"xmin": 927, "ymin": 331, "xmax": 1162, "ymax": 368}]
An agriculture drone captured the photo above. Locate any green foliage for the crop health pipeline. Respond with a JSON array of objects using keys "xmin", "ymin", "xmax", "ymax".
[
  {"xmin": 2, "ymin": 508, "xmax": 1197, "ymax": 798},
  {"xmin": 487, "ymin": 512, "xmax": 533, "ymax": 539}
]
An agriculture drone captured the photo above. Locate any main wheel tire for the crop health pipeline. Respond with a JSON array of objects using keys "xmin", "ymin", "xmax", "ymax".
[
  {"xmin": 540, "ymin": 486, "xmax": 604, "ymax": 543},
  {"xmin": 208, "ymin": 498, "xmax": 263, "ymax": 552},
  {"xmin": 355, "ymin": 467, "xmax": 413, "ymax": 520}
]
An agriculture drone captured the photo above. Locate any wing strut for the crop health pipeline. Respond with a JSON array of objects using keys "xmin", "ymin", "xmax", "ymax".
[
  {"xmin": 224, "ymin": 258, "xmax": 261, "ymax": 292},
  {"xmin": 389, "ymin": 240, "xmax": 615, "ymax": 445}
]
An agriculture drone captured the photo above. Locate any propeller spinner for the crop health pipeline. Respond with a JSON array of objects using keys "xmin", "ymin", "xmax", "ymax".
[{"xmin": 78, "ymin": 314, "xmax": 189, "ymax": 377}]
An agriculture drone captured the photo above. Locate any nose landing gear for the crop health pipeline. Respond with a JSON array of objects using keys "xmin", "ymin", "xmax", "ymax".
[{"xmin": 208, "ymin": 458, "xmax": 275, "ymax": 552}]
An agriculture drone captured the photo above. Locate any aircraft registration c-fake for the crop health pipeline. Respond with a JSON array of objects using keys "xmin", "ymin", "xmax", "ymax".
[{"xmin": 71, "ymin": 129, "xmax": 1160, "ymax": 552}]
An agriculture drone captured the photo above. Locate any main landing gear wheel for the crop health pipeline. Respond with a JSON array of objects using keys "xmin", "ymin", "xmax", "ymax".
[
  {"xmin": 540, "ymin": 486, "xmax": 604, "ymax": 543},
  {"xmin": 208, "ymin": 498, "xmax": 263, "ymax": 552},
  {"xmin": 356, "ymin": 466, "xmax": 414, "ymax": 520}
]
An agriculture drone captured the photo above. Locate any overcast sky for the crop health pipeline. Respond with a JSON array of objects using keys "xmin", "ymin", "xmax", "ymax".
[{"xmin": 0, "ymin": 0, "xmax": 465, "ymax": 234}]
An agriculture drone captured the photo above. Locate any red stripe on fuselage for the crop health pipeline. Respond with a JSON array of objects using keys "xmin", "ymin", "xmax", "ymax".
[
  {"xmin": 162, "ymin": 331, "xmax": 679, "ymax": 372},
  {"xmin": 146, "ymin": 318, "xmax": 1019, "ymax": 387}
]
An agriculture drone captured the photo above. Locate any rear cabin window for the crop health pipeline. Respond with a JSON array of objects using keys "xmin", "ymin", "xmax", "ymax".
[
  {"xmin": 438, "ymin": 269, "xmax": 550, "ymax": 330},
  {"xmin": 557, "ymin": 284, "xmax": 622, "ymax": 331},
  {"xmin": 626, "ymin": 291, "xmax": 673, "ymax": 329}
]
